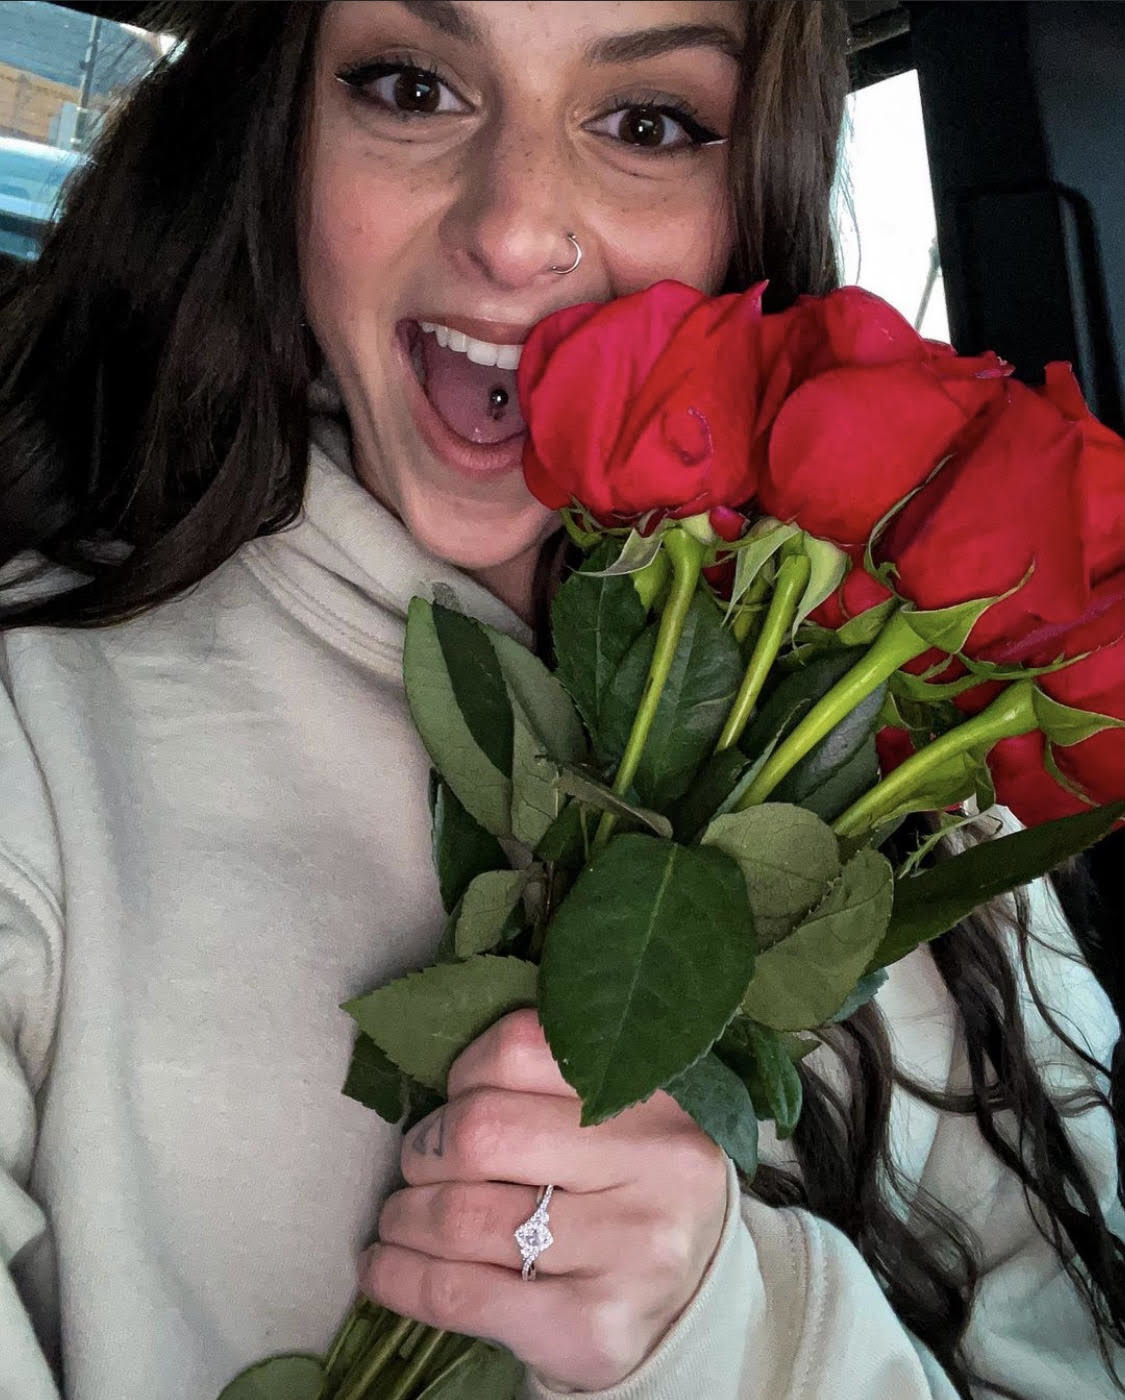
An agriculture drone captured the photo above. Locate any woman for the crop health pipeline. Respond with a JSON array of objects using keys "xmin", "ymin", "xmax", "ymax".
[{"xmin": 0, "ymin": 3, "xmax": 1121, "ymax": 1397}]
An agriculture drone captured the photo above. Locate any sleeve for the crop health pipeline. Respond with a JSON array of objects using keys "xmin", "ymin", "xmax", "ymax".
[
  {"xmin": 521, "ymin": 1155, "xmax": 959, "ymax": 1400},
  {"xmin": 521, "ymin": 872, "xmax": 1122, "ymax": 1400},
  {"xmin": 0, "ymin": 661, "xmax": 65, "ymax": 1400}
]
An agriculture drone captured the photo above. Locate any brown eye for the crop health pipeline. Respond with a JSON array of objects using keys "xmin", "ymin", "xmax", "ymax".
[
  {"xmin": 620, "ymin": 109, "xmax": 666, "ymax": 147},
  {"xmin": 585, "ymin": 102, "xmax": 723, "ymax": 154},
  {"xmin": 394, "ymin": 67, "xmax": 441, "ymax": 113},
  {"xmin": 336, "ymin": 61, "xmax": 471, "ymax": 119}
]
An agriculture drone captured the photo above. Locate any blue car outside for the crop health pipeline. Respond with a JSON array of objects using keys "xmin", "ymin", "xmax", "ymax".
[{"xmin": 0, "ymin": 136, "xmax": 86, "ymax": 261}]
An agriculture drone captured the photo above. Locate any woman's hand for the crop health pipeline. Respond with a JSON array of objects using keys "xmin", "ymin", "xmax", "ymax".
[{"xmin": 358, "ymin": 1008, "xmax": 729, "ymax": 1392}]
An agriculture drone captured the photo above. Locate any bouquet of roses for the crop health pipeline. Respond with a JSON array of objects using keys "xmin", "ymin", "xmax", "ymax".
[{"xmin": 222, "ymin": 283, "xmax": 1124, "ymax": 1400}]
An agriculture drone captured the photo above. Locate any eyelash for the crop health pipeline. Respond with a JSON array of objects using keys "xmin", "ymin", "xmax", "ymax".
[{"xmin": 335, "ymin": 59, "xmax": 724, "ymax": 155}]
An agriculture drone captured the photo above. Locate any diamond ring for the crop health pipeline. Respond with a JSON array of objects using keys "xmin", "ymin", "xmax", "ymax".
[{"xmin": 514, "ymin": 1184, "xmax": 555, "ymax": 1281}]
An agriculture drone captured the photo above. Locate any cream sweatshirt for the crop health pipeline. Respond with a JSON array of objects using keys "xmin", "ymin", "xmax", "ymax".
[{"xmin": 0, "ymin": 415, "xmax": 1121, "ymax": 1400}]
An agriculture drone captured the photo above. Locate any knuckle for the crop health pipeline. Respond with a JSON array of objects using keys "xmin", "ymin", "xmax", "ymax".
[
  {"xmin": 435, "ymin": 1184, "xmax": 495, "ymax": 1254},
  {"xmin": 641, "ymin": 1218, "xmax": 695, "ymax": 1281},
  {"xmin": 581, "ymin": 1294, "xmax": 641, "ymax": 1383},
  {"xmin": 420, "ymin": 1263, "xmax": 471, "ymax": 1328},
  {"xmin": 451, "ymin": 1091, "xmax": 506, "ymax": 1172},
  {"xmin": 489, "ymin": 1009, "xmax": 545, "ymax": 1080}
]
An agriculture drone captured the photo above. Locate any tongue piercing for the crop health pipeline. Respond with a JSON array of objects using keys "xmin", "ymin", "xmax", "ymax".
[{"xmin": 488, "ymin": 385, "xmax": 509, "ymax": 421}]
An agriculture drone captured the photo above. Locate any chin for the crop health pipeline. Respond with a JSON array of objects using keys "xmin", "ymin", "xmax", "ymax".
[{"xmin": 400, "ymin": 490, "xmax": 558, "ymax": 573}]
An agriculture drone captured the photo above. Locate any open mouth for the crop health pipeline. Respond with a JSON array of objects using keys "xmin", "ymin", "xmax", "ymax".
[{"xmin": 398, "ymin": 319, "xmax": 527, "ymax": 452}]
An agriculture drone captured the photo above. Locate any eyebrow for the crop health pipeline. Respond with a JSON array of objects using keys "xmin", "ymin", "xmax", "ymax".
[
  {"xmin": 585, "ymin": 24, "xmax": 744, "ymax": 65},
  {"xmin": 395, "ymin": 3, "xmax": 742, "ymax": 64}
]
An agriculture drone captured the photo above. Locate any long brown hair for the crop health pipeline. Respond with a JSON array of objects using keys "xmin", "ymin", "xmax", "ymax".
[{"xmin": 1, "ymin": 5, "xmax": 1122, "ymax": 1394}]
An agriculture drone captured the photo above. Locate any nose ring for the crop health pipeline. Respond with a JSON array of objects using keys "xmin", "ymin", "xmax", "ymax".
[{"xmin": 549, "ymin": 233, "xmax": 582, "ymax": 276}]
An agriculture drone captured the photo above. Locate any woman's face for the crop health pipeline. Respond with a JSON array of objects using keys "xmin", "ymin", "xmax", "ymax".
[{"xmin": 301, "ymin": 0, "xmax": 743, "ymax": 596}]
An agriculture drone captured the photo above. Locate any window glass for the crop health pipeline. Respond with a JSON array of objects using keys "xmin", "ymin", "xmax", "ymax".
[
  {"xmin": 838, "ymin": 69, "xmax": 951, "ymax": 343},
  {"xmin": 0, "ymin": 0, "xmax": 168, "ymax": 258}
]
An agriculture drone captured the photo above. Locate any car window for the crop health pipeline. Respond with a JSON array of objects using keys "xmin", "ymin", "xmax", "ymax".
[
  {"xmin": 0, "ymin": 0, "xmax": 169, "ymax": 258},
  {"xmin": 839, "ymin": 68, "xmax": 951, "ymax": 343}
]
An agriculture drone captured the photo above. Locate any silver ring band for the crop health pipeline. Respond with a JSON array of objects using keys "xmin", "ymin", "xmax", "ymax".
[
  {"xmin": 549, "ymin": 233, "xmax": 582, "ymax": 276},
  {"xmin": 514, "ymin": 1184, "xmax": 555, "ymax": 1280}
]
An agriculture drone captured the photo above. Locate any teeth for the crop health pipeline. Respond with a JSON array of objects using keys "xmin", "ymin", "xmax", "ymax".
[{"xmin": 416, "ymin": 320, "xmax": 523, "ymax": 369}]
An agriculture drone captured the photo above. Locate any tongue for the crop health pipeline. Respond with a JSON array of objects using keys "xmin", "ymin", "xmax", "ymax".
[{"xmin": 420, "ymin": 335, "xmax": 526, "ymax": 444}]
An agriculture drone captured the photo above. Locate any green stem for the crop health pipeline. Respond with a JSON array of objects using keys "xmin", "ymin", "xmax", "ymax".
[
  {"xmin": 832, "ymin": 679, "xmax": 1037, "ymax": 838},
  {"xmin": 735, "ymin": 608, "xmax": 931, "ymax": 810},
  {"xmin": 730, "ymin": 571, "xmax": 771, "ymax": 648},
  {"xmin": 716, "ymin": 550, "xmax": 811, "ymax": 752},
  {"xmin": 593, "ymin": 529, "xmax": 705, "ymax": 850},
  {"xmin": 379, "ymin": 1327, "xmax": 455, "ymax": 1400},
  {"xmin": 334, "ymin": 1315, "xmax": 416, "ymax": 1400},
  {"xmin": 320, "ymin": 1300, "xmax": 381, "ymax": 1394}
]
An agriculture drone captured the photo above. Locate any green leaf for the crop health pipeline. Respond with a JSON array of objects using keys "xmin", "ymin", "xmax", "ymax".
[
  {"xmin": 828, "ymin": 967, "xmax": 888, "ymax": 1022},
  {"xmin": 533, "ymin": 799, "xmax": 587, "ymax": 868},
  {"xmin": 770, "ymin": 688, "xmax": 884, "ymax": 823},
  {"xmin": 539, "ymin": 834, "xmax": 755, "ymax": 1125},
  {"xmin": 665, "ymin": 1052, "xmax": 759, "ymax": 1177},
  {"xmin": 551, "ymin": 544, "xmax": 650, "ymax": 761},
  {"xmin": 740, "ymin": 647, "xmax": 869, "ymax": 763},
  {"xmin": 701, "ymin": 803, "xmax": 841, "ymax": 947},
  {"xmin": 404, "ymin": 599, "xmax": 512, "ymax": 836},
  {"xmin": 510, "ymin": 704, "xmax": 564, "ymax": 847},
  {"xmin": 341, "ymin": 1032, "xmax": 406, "ymax": 1122},
  {"xmin": 430, "ymin": 778, "xmax": 508, "ymax": 914},
  {"xmin": 415, "ymin": 1339, "xmax": 523, "ymax": 1399},
  {"xmin": 740, "ymin": 848, "xmax": 895, "ymax": 1030},
  {"xmin": 715, "ymin": 1018, "xmax": 803, "ymax": 1140},
  {"xmin": 454, "ymin": 870, "xmax": 529, "ymax": 958},
  {"xmin": 609, "ymin": 594, "xmax": 744, "ymax": 809},
  {"xmin": 669, "ymin": 747, "xmax": 754, "ymax": 845},
  {"xmin": 871, "ymin": 800, "xmax": 1125, "ymax": 971},
  {"xmin": 404, "ymin": 1078, "xmax": 446, "ymax": 1132},
  {"xmin": 343, "ymin": 956, "xmax": 539, "ymax": 1094},
  {"xmin": 217, "ymin": 1355, "xmax": 325, "ymax": 1400},
  {"xmin": 489, "ymin": 629, "xmax": 586, "ymax": 766},
  {"xmin": 556, "ymin": 765, "xmax": 673, "ymax": 838},
  {"xmin": 431, "ymin": 602, "xmax": 514, "ymax": 776}
]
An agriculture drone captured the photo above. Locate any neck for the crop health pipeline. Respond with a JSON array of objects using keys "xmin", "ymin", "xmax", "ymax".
[{"xmin": 469, "ymin": 541, "xmax": 543, "ymax": 629}]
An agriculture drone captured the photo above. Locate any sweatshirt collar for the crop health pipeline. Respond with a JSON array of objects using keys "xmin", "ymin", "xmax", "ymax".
[{"xmin": 241, "ymin": 411, "xmax": 533, "ymax": 660}]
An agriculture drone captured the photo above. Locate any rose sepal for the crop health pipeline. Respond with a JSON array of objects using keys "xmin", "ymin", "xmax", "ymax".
[
  {"xmin": 560, "ymin": 506, "xmax": 607, "ymax": 551},
  {"xmin": 790, "ymin": 533, "xmax": 849, "ymax": 640},
  {"xmin": 583, "ymin": 527, "xmax": 665, "ymax": 578},
  {"xmin": 1032, "ymin": 689, "xmax": 1125, "ymax": 747},
  {"xmin": 723, "ymin": 518, "xmax": 800, "ymax": 616},
  {"xmin": 896, "ymin": 593, "xmax": 1008, "ymax": 655}
]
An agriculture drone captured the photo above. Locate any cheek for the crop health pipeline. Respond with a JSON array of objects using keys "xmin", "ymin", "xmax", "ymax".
[
  {"xmin": 595, "ymin": 175, "xmax": 735, "ymax": 297},
  {"xmin": 300, "ymin": 143, "xmax": 423, "ymax": 333}
]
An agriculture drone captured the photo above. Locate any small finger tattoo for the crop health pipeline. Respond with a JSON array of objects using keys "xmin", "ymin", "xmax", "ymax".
[{"xmin": 410, "ymin": 1110, "xmax": 446, "ymax": 1157}]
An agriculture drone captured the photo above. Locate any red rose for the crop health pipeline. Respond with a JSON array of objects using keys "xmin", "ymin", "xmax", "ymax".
[
  {"xmin": 519, "ymin": 280, "xmax": 791, "ymax": 523},
  {"xmin": 872, "ymin": 370, "xmax": 1124, "ymax": 665},
  {"xmin": 758, "ymin": 288, "xmax": 1011, "ymax": 549},
  {"xmin": 959, "ymin": 642, "xmax": 1125, "ymax": 827}
]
